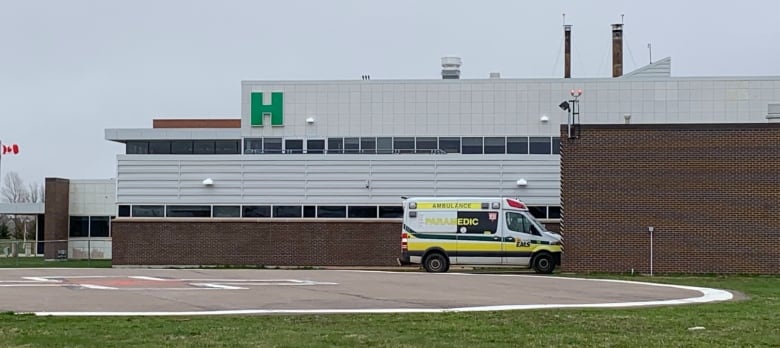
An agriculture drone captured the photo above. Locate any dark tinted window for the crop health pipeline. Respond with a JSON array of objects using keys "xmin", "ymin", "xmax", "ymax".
[
  {"xmin": 274, "ymin": 205, "xmax": 302, "ymax": 218},
  {"xmin": 194, "ymin": 140, "xmax": 216, "ymax": 154},
  {"xmin": 90, "ymin": 216, "xmax": 110, "ymax": 237},
  {"xmin": 416, "ymin": 137, "xmax": 437, "ymax": 152},
  {"xmin": 529, "ymin": 137, "xmax": 552, "ymax": 154},
  {"xmin": 528, "ymin": 206, "xmax": 547, "ymax": 219},
  {"xmin": 132, "ymin": 205, "xmax": 164, "ymax": 217},
  {"xmin": 548, "ymin": 206, "xmax": 561, "ymax": 219},
  {"xmin": 244, "ymin": 138, "xmax": 262, "ymax": 154},
  {"xmin": 69, "ymin": 216, "xmax": 89, "ymax": 237},
  {"xmin": 166, "ymin": 205, "xmax": 211, "ymax": 218},
  {"xmin": 360, "ymin": 137, "xmax": 376, "ymax": 153},
  {"xmin": 307, "ymin": 139, "xmax": 325, "ymax": 154},
  {"xmin": 148, "ymin": 141, "xmax": 171, "ymax": 154},
  {"xmin": 376, "ymin": 137, "xmax": 393, "ymax": 154},
  {"xmin": 285, "ymin": 139, "xmax": 303, "ymax": 154},
  {"xmin": 484, "ymin": 137, "xmax": 506, "ymax": 154},
  {"xmin": 317, "ymin": 206, "xmax": 346, "ymax": 218},
  {"xmin": 263, "ymin": 138, "xmax": 282, "ymax": 154},
  {"xmin": 303, "ymin": 205, "xmax": 316, "ymax": 218},
  {"xmin": 171, "ymin": 141, "xmax": 193, "ymax": 154},
  {"xmin": 213, "ymin": 206, "xmax": 240, "ymax": 217},
  {"xmin": 118, "ymin": 205, "xmax": 131, "ymax": 217},
  {"xmin": 462, "ymin": 137, "xmax": 483, "ymax": 154},
  {"xmin": 243, "ymin": 205, "xmax": 271, "ymax": 218},
  {"xmin": 552, "ymin": 137, "xmax": 561, "ymax": 155},
  {"xmin": 328, "ymin": 138, "xmax": 343, "ymax": 153},
  {"xmin": 393, "ymin": 137, "xmax": 414, "ymax": 153},
  {"xmin": 438, "ymin": 137, "xmax": 460, "ymax": 154},
  {"xmin": 215, "ymin": 140, "xmax": 240, "ymax": 154},
  {"xmin": 344, "ymin": 137, "xmax": 360, "ymax": 153},
  {"xmin": 379, "ymin": 206, "xmax": 404, "ymax": 218},
  {"xmin": 348, "ymin": 206, "xmax": 377, "ymax": 218},
  {"xmin": 507, "ymin": 137, "xmax": 528, "ymax": 154},
  {"xmin": 126, "ymin": 141, "xmax": 148, "ymax": 154}
]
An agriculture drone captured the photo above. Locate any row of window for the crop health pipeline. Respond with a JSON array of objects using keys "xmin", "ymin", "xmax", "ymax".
[
  {"xmin": 125, "ymin": 137, "xmax": 561, "ymax": 155},
  {"xmin": 118, "ymin": 204, "xmax": 562, "ymax": 219},
  {"xmin": 69, "ymin": 216, "xmax": 113, "ymax": 238}
]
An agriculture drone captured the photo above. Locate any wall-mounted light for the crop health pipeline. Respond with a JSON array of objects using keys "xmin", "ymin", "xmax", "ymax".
[
  {"xmin": 624, "ymin": 113, "xmax": 632, "ymax": 124},
  {"xmin": 516, "ymin": 178, "xmax": 527, "ymax": 186},
  {"xmin": 305, "ymin": 117, "xmax": 315, "ymax": 124},
  {"xmin": 202, "ymin": 178, "xmax": 214, "ymax": 186},
  {"xmin": 540, "ymin": 115, "xmax": 549, "ymax": 123}
]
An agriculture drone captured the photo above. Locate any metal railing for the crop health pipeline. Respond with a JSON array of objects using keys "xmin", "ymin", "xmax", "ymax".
[{"xmin": 0, "ymin": 239, "xmax": 111, "ymax": 266}]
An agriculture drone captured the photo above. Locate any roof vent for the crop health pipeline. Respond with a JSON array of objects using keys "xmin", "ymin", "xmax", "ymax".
[
  {"xmin": 441, "ymin": 57, "xmax": 462, "ymax": 79},
  {"xmin": 489, "ymin": 72, "xmax": 501, "ymax": 79}
]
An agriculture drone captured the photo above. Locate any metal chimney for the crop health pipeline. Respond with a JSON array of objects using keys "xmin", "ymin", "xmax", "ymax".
[
  {"xmin": 564, "ymin": 25, "xmax": 572, "ymax": 78},
  {"xmin": 612, "ymin": 24, "xmax": 623, "ymax": 77},
  {"xmin": 441, "ymin": 57, "xmax": 462, "ymax": 79}
]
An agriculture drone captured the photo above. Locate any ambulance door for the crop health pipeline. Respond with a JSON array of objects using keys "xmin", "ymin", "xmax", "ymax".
[
  {"xmin": 502, "ymin": 211, "xmax": 534, "ymax": 266},
  {"xmin": 455, "ymin": 210, "xmax": 502, "ymax": 265}
]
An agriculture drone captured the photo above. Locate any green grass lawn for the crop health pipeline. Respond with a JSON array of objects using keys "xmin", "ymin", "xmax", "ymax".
[
  {"xmin": 0, "ymin": 257, "xmax": 111, "ymax": 268},
  {"xmin": 0, "ymin": 275, "xmax": 777, "ymax": 347}
]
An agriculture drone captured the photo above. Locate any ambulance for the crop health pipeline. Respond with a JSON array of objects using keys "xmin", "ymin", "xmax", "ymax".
[{"xmin": 399, "ymin": 197, "xmax": 563, "ymax": 273}]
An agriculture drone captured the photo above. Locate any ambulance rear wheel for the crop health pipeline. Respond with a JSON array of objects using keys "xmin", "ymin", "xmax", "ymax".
[
  {"xmin": 532, "ymin": 252, "xmax": 555, "ymax": 274},
  {"xmin": 423, "ymin": 252, "xmax": 449, "ymax": 273}
]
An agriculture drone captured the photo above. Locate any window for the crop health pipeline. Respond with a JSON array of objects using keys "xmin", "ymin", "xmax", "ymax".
[
  {"xmin": 118, "ymin": 205, "xmax": 130, "ymax": 217},
  {"xmin": 379, "ymin": 206, "xmax": 404, "ymax": 218},
  {"xmin": 393, "ymin": 137, "xmax": 415, "ymax": 153},
  {"xmin": 171, "ymin": 141, "xmax": 194, "ymax": 154},
  {"xmin": 126, "ymin": 141, "xmax": 148, "ymax": 154},
  {"xmin": 507, "ymin": 137, "xmax": 528, "ymax": 154},
  {"xmin": 552, "ymin": 137, "xmax": 561, "ymax": 155},
  {"xmin": 90, "ymin": 216, "xmax": 110, "ymax": 237},
  {"xmin": 215, "ymin": 140, "xmax": 240, "ymax": 154},
  {"xmin": 213, "ymin": 206, "xmax": 241, "ymax": 218},
  {"xmin": 243, "ymin": 205, "xmax": 271, "ymax": 217},
  {"xmin": 195, "ymin": 140, "xmax": 216, "ymax": 154},
  {"xmin": 344, "ymin": 137, "xmax": 360, "ymax": 154},
  {"xmin": 438, "ymin": 137, "xmax": 460, "ymax": 154},
  {"xmin": 529, "ymin": 137, "xmax": 552, "ymax": 154},
  {"xmin": 307, "ymin": 139, "xmax": 325, "ymax": 154},
  {"xmin": 69, "ymin": 216, "xmax": 89, "ymax": 237},
  {"xmin": 285, "ymin": 139, "xmax": 303, "ymax": 154},
  {"xmin": 528, "ymin": 206, "xmax": 547, "ymax": 219},
  {"xmin": 506, "ymin": 212, "xmax": 533, "ymax": 234},
  {"xmin": 484, "ymin": 137, "xmax": 506, "ymax": 154},
  {"xmin": 348, "ymin": 206, "xmax": 377, "ymax": 218},
  {"xmin": 416, "ymin": 137, "xmax": 437, "ymax": 153},
  {"xmin": 263, "ymin": 138, "xmax": 282, "ymax": 153},
  {"xmin": 377, "ymin": 137, "xmax": 393, "ymax": 154},
  {"xmin": 303, "ymin": 205, "xmax": 316, "ymax": 218},
  {"xmin": 148, "ymin": 141, "xmax": 171, "ymax": 154},
  {"xmin": 244, "ymin": 138, "xmax": 262, "ymax": 154},
  {"xmin": 132, "ymin": 205, "xmax": 164, "ymax": 217},
  {"xmin": 317, "ymin": 206, "xmax": 346, "ymax": 218},
  {"xmin": 166, "ymin": 205, "xmax": 211, "ymax": 218},
  {"xmin": 327, "ymin": 138, "xmax": 343, "ymax": 154},
  {"xmin": 274, "ymin": 205, "xmax": 302, "ymax": 218},
  {"xmin": 462, "ymin": 137, "xmax": 483, "ymax": 154},
  {"xmin": 360, "ymin": 138, "xmax": 376, "ymax": 153},
  {"xmin": 548, "ymin": 206, "xmax": 561, "ymax": 219}
]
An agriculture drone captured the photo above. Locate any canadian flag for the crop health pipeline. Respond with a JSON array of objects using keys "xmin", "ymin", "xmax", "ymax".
[{"xmin": 2, "ymin": 144, "xmax": 19, "ymax": 155}]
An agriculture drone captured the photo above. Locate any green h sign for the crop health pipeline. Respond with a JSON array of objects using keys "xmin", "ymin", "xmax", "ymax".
[{"xmin": 250, "ymin": 92, "xmax": 283, "ymax": 126}]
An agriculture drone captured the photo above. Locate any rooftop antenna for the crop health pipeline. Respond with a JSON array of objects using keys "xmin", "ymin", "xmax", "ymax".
[
  {"xmin": 621, "ymin": 13, "xmax": 624, "ymax": 24},
  {"xmin": 562, "ymin": 13, "xmax": 566, "ymax": 26},
  {"xmin": 647, "ymin": 43, "xmax": 653, "ymax": 64}
]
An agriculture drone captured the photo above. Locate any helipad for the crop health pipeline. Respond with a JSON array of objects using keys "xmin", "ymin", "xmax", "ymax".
[{"xmin": 0, "ymin": 268, "xmax": 732, "ymax": 316}]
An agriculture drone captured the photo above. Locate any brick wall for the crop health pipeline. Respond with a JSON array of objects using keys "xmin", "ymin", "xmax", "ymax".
[
  {"xmin": 112, "ymin": 219, "xmax": 401, "ymax": 266},
  {"xmin": 112, "ymin": 219, "xmax": 562, "ymax": 267},
  {"xmin": 43, "ymin": 178, "xmax": 69, "ymax": 260},
  {"xmin": 560, "ymin": 123, "xmax": 780, "ymax": 274}
]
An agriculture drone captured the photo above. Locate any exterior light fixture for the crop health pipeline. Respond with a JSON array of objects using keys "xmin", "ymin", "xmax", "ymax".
[
  {"xmin": 202, "ymin": 178, "xmax": 214, "ymax": 186},
  {"xmin": 516, "ymin": 179, "xmax": 528, "ymax": 186},
  {"xmin": 540, "ymin": 115, "xmax": 550, "ymax": 123},
  {"xmin": 306, "ymin": 117, "xmax": 315, "ymax": 124}
]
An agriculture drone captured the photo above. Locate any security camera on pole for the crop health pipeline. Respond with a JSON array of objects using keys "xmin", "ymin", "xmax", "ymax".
[{"xmin": 0, "ymin": 140, "xmax": 22, "ymax": 191}]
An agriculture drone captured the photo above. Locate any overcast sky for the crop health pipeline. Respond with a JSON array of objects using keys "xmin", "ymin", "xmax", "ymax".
[{"xmin": 1, "ymin": 0, "xmax": 779, "ymax": 188}]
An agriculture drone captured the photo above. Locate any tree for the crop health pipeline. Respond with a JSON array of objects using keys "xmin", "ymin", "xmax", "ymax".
[
  {"xmin": 1, "ymin": 172, "xmax": 29, "ymax": 203},
  {"xmin": 0, "ymin": 172, "xmax": 42, "ymax": 240}
]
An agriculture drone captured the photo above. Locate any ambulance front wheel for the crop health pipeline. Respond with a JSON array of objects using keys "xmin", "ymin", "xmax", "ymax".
[
  {"xmin": 423, "ymin": 252, "xmax": 450, "ymax": 273},
  {"xmin": 532, "ymin": 252, "xmax": 555, "ymax": 274}
]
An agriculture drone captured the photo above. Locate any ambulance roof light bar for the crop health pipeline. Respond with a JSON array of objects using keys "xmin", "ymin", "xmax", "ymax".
[{"xmin": 505, "ymin": 199, "xmax": 527, "ymax": 210}]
